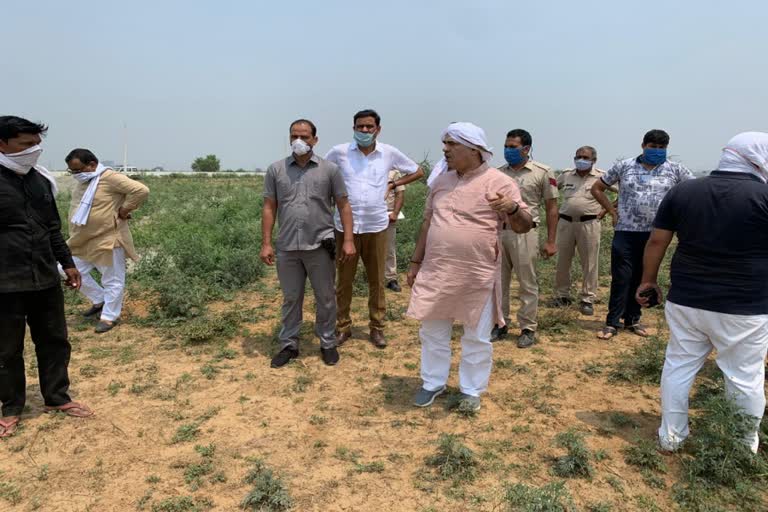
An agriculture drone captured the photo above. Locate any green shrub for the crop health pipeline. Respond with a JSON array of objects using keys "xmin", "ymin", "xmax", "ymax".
[
  {"xmin": 503, "ymin": 481, "xmax": 576, "ymax": 511},
  {"xmin": 241, "ymin": 459, "xmax": 292, "ymax": 511},
  {"xmin": 425, "ymin": 434, "xmax": 478, "ymax": 484},
  {"xmin": 551, "ymin": 430, "xmax": 594, "ymax": 479},
  {"xmin": 608, "ymin": 336, "xmax": 666, "ymax": 385}
]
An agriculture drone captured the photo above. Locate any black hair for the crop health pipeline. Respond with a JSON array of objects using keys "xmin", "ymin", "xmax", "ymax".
[
  {"xmin": 353, "ymin": 109, "xmax": 381, "ymax": 127},
  {"xmin": 643, "ymin": 129, "xmax": 670, "ymax": 146},
  {"xmin": 65, "ymin": 148, "xmax": 99, "ymax": 166},
  {"xmin": 290, "ymin": 118, "xmax": 317, "ymax": 137},
  {"xmin": 0, "ymin": 115, "xmax": 48, "ymax": 142},
  {"xmin": 506, "ymin": 129, "xmax": 532, "ymax": 147}
]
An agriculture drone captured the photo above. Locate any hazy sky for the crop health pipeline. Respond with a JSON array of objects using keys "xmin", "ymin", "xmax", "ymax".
[{"xmin": 6, "ymin": 0, "xmax": 767, "ymax": 171}]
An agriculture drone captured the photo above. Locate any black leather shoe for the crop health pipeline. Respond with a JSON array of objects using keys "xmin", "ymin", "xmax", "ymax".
[
  {"xmin": 517, "ymin": 329, "xmax": 536, "ymax": 348},
  {"xmin": 270, "ymin": 347, "xmax": 299, "ymax": 368},
  {"xmin": 94, "ymin": 319, "xmax": 118, "ymax": 333},
  {"xmin": 83, "ymin": 303, "xmax": 104, "ymax": 318},
  {"xmin": 490, "ymin": 324, "xmax": 509, "ymax": 342},
  {"xmin": 579, "ymin": 301, "xmax": 594, "ymax": 316},
  {"xmin": 321, "ymin": 347, "xmax": 340, "ymax": 366},
  {"xmin": 386, "ymin": 280, "xmax": 402, "ymax": 292}
]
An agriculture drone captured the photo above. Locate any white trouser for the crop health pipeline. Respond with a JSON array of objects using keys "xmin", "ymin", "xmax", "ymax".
[
  {"xmin": 419, "ymin": 294, "xmax": 494, "ymax": 397},
  {"xmin": 74, "ymin": 248, "xmax": 127, "ymax": 322},
  {"xmin": 661, "ymin": 301, "xmax": 768, "ymax": 453}
]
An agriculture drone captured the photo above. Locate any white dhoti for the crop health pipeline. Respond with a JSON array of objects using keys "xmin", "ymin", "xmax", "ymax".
[
  {"xmin": 74, "ymin": 248, "xmax": 127, "ymax": 322},
  {"xmin": 419, "ymin": 294, "xmax": 494, "ymax": 397},
  {"xmin": 660, "ymin": 301, "xmax": 768, "ymax": 453}
]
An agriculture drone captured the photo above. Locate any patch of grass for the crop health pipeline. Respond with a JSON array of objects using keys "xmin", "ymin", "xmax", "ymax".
[
  {"xmin": 673, "ymin": 394, "xmax": 768, "ymax": 509},
  {"xmin": 292, "ymin": 374, "xmax": 313, "ymax": 393},
  {"xmin": 495, "ymin": 359, "xmax": 530, "ymax": 373},
  {"xmin": 608, "ymin": 336, "xmax": 666, "ymax": 385},
  {"xmin": 622, "ymin": 438, "xmax": 666, "ymax": 473},
  {"xmin": 503, "ymin": 481, "xmax": 576, "ymax": 511},
  {"xmin": 353, "ymin": 461, "xmax": 385, "ymax": 473},
  {"xmin": 80, "ymin": 364, "xmax": 100, "ymax": 377},
  {"xmin": 241, "ymin": 458, "xmax": 292, "ymax": 511},
  {"xmin": 587, "ymin": 502, "xmax": 613, "ymax": 512},
  {"xmin": 334, "ymin": 446, "xmax": 362, "ymax": 463},
  {"xmin": 609, "ymin": 412, "xmax": 639, "ymax": 429},
  {"xmin": 551, "ymin": 429, "xmax": 594, "ymax": 479},
  {"xmin": 200, "ymin": 363, "xmax": 219, "ymax": 380},
  {"xmin": 538, "ymin": 307, "xmax": 579, "ymax": 335},
  {"xmin": 172, "ymin": 423, "xmax": 201, "ymax": 444},
  {"xmin": 146, "ymin": 475, "xmax": 161, "ymax": 484},
  {"xmin": 107, "ymin": 380, "xmax": 126, "ymax": 396},
  {"xmin": 177, "ymin": 311, "xmax": 247, "ymax": 345},
  {"xmin": 0, "ymin": 480, "xmax": 22, "ymax": 505},
  {"xmin": 582, "ymin": 361, "xmax": 605, "ymax": 376},
  {"xmin": 425, "ymin": 434, "xmax": 478, "ymax": 484},
  {"xmin": 184, "ymin": 460, "xmax": 213, "ymax": 490},
  {"xmin": 150, "ymin": 496, "xmax": 212, "ymax": 512},
  {"xmin": 309, "ymin": 415, "xmax": 326, "ymax": 426}
]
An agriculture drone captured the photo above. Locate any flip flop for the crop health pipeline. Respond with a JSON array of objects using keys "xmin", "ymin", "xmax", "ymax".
[
  {"xmin": 44, "ymin": 402, "xmax": 94, "ymax": 418},
  {"xmin": 596, "ymin": 326, "xmax": 618, "ymax": 340},
  {"xmin": 627, "ymin": 324, "xmax": 649, "ymax": 337},
  {"xmin": 0, "ymin": 416, "xmax": 20, "ymax": 438}
]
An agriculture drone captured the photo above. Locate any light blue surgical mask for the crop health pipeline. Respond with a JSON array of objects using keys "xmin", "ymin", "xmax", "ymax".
[
  {"xmin": 643, "ymin": 148, "xmax": 667, "ymax": 166},
  {"xmin": 574, "ymin": 158, "xmax": 593, "ymax": 171},
  {"xmin": 504, "ymin": 147, "xmax": 525, "ymax": 166},
  {"xmin": 354, "ymin": 130, "xmax": 376, "ymax": 148}
]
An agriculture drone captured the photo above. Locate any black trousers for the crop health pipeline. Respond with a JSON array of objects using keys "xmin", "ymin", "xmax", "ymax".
[
  {"xmin": 0, "ymin": 285, "xmax": 71, "ymax": 417},
  {"xmin": 606, "ymin": 231, "xmax": 651, "ymax": 328}
]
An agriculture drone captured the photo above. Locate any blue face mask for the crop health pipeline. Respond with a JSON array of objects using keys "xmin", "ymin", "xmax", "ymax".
[
  {"xmin": 643, "ymin": 148, "xmax": 667, "ymax": 166},
  {"xmin": 354, "ymin": 130, "xmax": 376, "ymax": 148},
  {"xmin": 504, "ymin": 147, "xmax": 526, "ymax": 166}
]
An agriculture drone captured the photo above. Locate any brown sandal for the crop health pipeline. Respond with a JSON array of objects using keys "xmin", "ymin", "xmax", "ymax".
[
  {"xmin": 0, "ymin": 416, "xmax": 20, "ymax": 438},
  {"xmin": 627, "ymin": 324, "xmax": 649, "ymax": 337},
  {"xmin": 44, "ymin": 402, "xmax": 94, "ymax": 418}
]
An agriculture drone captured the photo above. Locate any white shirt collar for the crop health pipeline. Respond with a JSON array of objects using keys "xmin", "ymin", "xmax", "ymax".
[{"xmin": 350, "ymin": 141, "xmax": 381, "ymax": 155}]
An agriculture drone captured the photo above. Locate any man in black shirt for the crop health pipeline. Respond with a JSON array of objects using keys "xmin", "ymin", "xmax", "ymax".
[
  {"xmin": 637, "ymin": 131, "xmax": 768, "ymax": 453},
  {"xmin": 0, "ymin": 116, "xmax": 93, "ymax": 438}
]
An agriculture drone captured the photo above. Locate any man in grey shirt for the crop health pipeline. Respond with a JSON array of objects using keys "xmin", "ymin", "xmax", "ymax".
[{"xmin": 261, "ymin": 119, "xmax": 356, "ymax": 368}]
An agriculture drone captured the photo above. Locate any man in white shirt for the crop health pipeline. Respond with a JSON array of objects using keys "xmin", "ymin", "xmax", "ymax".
[{"xmin": 326, "ymin": 109, "xmax": 424, "ymax": 348}]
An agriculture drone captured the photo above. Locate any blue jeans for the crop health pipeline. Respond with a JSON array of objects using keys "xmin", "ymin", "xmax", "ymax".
[{"xmin": 606, "ymin": 231, "xmax": 650, "ymax": 328}]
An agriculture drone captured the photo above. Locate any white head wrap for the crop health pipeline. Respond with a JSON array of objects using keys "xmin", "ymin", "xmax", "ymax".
[
  {"xmin": 717, "ymin": 131, "xmax": 768, "ymax": 183},
  {"xmin": 427, "ymin": 122, "xmax": 493, "ymax": 187}
]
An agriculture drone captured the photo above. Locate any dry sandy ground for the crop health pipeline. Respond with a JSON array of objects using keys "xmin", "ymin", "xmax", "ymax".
[{"xmin": 0, "ymin": 269, "xmax": 753, "ymax": 512}]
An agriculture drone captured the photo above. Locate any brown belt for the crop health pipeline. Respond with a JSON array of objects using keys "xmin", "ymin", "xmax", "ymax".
[{"xmin": 559, "ymin": 214, "xmax": 597, "ymax": 222}]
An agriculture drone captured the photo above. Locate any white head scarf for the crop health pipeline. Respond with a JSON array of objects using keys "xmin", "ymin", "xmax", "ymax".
[
  {"xmin": 0, "ymin": 146, "xmax": 59, "ymax": 195},
  {"xmin": 717, "ymin": 132, "xmax": 768, "ymax": 183},
  {"xmin": 427, "ymin": 122, "xmax": 493, "ymax": 187}
]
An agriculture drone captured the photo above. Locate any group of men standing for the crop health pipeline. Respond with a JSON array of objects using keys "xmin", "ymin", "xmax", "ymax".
[
  {"xmin": 3, "ymin": 109, "xmax": 765, "ymax": 454},
  {"xmin": 0, "ymin": 115, "xmax": 148, "ymax": 437}
]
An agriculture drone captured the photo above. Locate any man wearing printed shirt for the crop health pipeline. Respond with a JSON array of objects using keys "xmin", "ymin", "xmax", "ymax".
[
  {"xmin": 326, "ymin": 109, "xmax": 425, "ymax": 349},
  {"xmin": 591, "ymin": 129, "xmax": 693, "ymax": 340}
]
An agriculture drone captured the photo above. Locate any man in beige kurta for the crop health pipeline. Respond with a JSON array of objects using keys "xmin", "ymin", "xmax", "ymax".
[
  {"xmin": 407, "ymin": 123, "xmax": 532, "ymax": 412},
  {"xmin": 65, "ymin": 149, "xmax": 149, "ymax": 333}
]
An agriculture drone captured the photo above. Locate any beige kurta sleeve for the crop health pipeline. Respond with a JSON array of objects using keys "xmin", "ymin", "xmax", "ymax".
[{"xmin": 106, "ymin": 173, "xmax": 149, "ymax": 212}]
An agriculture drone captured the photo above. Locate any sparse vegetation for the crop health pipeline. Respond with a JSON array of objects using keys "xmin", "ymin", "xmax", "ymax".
[
  {"xmin": 551, "ymin": 429, "xmax": 594, "ymax": 479},
  {"xmin": 503, "ymin": 481, "xmax": 576, "ymax": 511},
  {"xmin": 241, "ymin": 458, "xmax": 292, "ymax": 511},
  {"xmin": 608, "ymin": 336, "xmax": 666, "ymax": 384},
  {"xmin": 425, "ymin": 434, "xmax": 478, "ymax": 484}
]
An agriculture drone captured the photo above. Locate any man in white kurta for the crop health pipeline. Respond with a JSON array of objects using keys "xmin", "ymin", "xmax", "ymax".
[{"xmin": 407, "ymin": 123, "xmax": 532, "ymax": 412}]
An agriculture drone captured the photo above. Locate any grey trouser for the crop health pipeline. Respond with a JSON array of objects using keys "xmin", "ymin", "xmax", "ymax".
[{"xmin": 276, "ymin": 247, "xmax": 336, "ymax": 350}]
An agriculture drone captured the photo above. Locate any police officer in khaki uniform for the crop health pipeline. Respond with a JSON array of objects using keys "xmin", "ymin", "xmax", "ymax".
[
  {"xmin": 552, "ymin": 146, "xmax": 613, "ymax": 316},
  {"xmin": 385, "ymin": 169, "xmax": 406, "ymax": 292},
  {"xmin": 493, "ymin": 129, "xmax": 559, "ymax": 348}
]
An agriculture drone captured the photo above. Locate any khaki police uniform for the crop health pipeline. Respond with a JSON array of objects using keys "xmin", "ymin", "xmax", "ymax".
[
  {"xmin": 385, "ymin": 170, "xmax": 406, "ymax": 282},
  {"xmin": 554, "ymin": 167, "xmax": 611, "ymax": 304},
  {"xmin": 498, "ymin": 160, "xmax": 558, "ymax": 331}
]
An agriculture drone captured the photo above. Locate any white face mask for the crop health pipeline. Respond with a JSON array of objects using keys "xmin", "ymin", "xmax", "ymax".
[
  {"xmin": 1, "ymin": 145, "xmax": 43, "ymax": 174},
  {"xmin": 291, "ymin": 139, "xmax": 312, "ymax": 156},
  {"xmin": 574, "ymin": 158, "xmax": 593, "ymax": 171}
]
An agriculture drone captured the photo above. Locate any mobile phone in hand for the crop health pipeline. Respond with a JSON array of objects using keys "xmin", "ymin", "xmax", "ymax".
[{"xmin": 639, "ymin": 287, "xmax": 660, "ymax": 307}]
